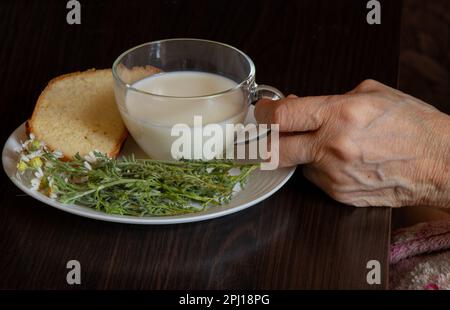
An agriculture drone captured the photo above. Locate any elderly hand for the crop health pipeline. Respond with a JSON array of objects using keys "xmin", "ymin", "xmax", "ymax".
[{"xmin": 255, "ymin": 79, "xmax": 450, "ymax": 207}]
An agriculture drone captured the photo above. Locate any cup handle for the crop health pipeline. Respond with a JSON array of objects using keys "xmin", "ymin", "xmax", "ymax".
[
  {"xmin": 236, "ymin": 84, "xmax": 283, "ymax": 144},
  {"xmin": 253, "ymin": 84, "xmax": 285, "ymax": 102}
]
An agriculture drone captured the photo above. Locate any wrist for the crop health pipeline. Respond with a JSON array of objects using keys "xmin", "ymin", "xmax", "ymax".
[{"xmin": 414, "ymin": 113, "xmax": 450, "ymax": 207}]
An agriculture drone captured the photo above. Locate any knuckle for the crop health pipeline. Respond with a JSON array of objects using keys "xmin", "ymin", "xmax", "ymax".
[
  {"xmin": 340, "ymin": 105, "xmax": 358, "ymax": 123},
  {"xmin": 272, "ymin": 101, "xmax": 286, "ymax": 125},
  {"xmin": 328, "ymin": 135, "xmax": 360, "ymax": 161},
  {"xmin": 310, "ymin": 105, "xmax": 324, "ymax": 129},
  {"xmin": 308, "ymin": 132, "xmax": 326, "ymax": 163},
  {"xmin": 338, "ymin": 97, "xmax": 357, "ymax": 118},
  {"xmin": 339, "ymin": 96, "xmax": 370, "ymax": 124},
  {"xmin": 356, "ymin": 79, "xmax": 381, "ymax": 92}
]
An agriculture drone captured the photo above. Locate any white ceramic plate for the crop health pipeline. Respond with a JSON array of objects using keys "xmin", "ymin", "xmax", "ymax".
[{"xmin": 2, "ymin": 122, "xmax": 295, "ymax": 225}]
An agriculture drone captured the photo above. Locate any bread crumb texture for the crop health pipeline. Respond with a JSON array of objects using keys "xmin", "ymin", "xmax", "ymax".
[{"xmin": 29, "ymin": 69, "xmax": 127, "ymax": 159}]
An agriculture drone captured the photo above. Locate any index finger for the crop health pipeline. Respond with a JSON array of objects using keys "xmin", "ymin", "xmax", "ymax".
[{"xmin": 254, "ymin": 95, "xmax": 332, "ymax": 132}]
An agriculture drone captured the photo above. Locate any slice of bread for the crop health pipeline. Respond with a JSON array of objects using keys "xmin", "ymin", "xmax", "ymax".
[{"xmin": 28, "ymin": 69, "xmax": 127, "ymax": 160}]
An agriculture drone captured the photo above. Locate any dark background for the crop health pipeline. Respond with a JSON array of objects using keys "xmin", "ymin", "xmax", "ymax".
[
  {"xmin": 0, "ymin": 0, "xmax": 406, "ymax": 289},
  {"xmin": 399, "ymin": 0, "xmax": 449, "ymax": 113}
]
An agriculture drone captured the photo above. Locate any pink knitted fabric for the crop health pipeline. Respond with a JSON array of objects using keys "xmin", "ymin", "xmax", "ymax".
[{"xmin": 389, "ymin": 221, "xmax": 450, "ymax": 290}]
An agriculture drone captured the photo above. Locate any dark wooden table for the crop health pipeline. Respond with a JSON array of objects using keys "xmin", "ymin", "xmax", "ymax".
[{"xmin": 0, "ymin": 0, "xmax": 401, "ymax": 289}]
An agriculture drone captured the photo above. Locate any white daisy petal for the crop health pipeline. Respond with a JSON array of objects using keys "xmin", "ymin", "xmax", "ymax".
[
  {"xmin": 34, "ymin": 167, "xmax": 44, "ymax": 179},
  {"xmin": 28, "ymin": 150, "xmax": 43, "ymax": 159},
  {"xmin": 232, "ymin": 182, "xmax": 242, "ymax": 193},
  {"xmin": 84, "ymin": 161, "xmax": 92, "ymax": 171},
  {"xmin": 31, "ymin": 178, "xmax": 41, "ymax": 191},
  {"xmin": 84, "ymin": 151, "xmax": 97, "ymax": 163},
  {"xmin": 53, "ymin": 150, "xmax": 63, "ymax": 159}
]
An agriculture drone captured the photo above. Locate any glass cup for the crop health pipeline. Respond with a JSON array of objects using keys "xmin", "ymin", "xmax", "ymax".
[{"xmin": 112, "ymin": 38, "xmax": 283, "ymax": 160}]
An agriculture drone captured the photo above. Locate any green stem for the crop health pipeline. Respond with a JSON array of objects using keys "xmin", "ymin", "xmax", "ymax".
[{"xmin": 64, "ymin": 178, "xmax": 144, "ymax": 202}]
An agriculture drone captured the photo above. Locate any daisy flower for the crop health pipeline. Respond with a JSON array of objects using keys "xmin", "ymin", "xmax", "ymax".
[
  {"xmin": 30, "ymin": 168, "xmax": 44, "ymax": 191},
  {"xmin": 27, "ymin": 149, "xmax": 44, "ymax": 160},
  {"xmin": 83, "ymin": 161, "xmax": 93, "ymax": 171},
  {"xmin": 53, "ymin": 150, "xmax": 63, "ymax": 159},
  {"xmin": 29, "ymin": 157, "xmax": 43, "ymax": 169},
  {"xmin": 84, "ymin": 151, "xmax": 97, "ymax": 164}
]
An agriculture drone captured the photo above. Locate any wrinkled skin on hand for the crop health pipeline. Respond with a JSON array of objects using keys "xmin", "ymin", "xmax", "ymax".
[{"xmin": 255, "ymin": 79, "xmax": 450, "ymax": 207}]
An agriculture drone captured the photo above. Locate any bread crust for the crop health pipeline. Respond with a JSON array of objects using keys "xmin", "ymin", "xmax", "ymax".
[{"xmin": 28, "ymin": 68, "xmax": 128, "ymax": 161}]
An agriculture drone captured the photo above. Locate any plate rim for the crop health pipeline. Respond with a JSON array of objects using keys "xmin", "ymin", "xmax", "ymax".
[{"xmin": 2, "ymin": 122, "xmax": 296, "ymax": 225}]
